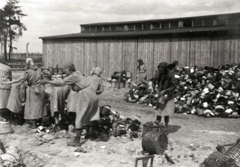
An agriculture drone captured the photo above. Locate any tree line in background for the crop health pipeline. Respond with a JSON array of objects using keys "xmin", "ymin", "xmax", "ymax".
[{"xmin": 0, "ymin": 0, "xmax": 27, "ymax": 61}]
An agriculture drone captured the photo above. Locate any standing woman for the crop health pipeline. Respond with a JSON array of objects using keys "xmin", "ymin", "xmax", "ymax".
[
  {"xmin": 0, "ymin": 60, "xmax": 12, "ymax": 121},
  {"xmin": 154, "ymin": 62, "xmax": 176, "ymax": 132},
  {"xmin": 136, "ymin": 59, "xmax": 147, "ymax": 84},
  {"xmin": 50, "ymin": 75, "xmax": 71, "ymax": 132},
  {"xmin": 40, "ymin": 64, "xmax": 103, "ymax": 147},
  {"xmin": 1, "ymin": 58, "xmax": 46, "ymax": 128}
]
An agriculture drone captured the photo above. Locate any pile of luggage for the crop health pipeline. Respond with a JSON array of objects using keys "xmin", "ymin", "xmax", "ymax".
[
  {"xmin": 174, "ymin": 64, "xmax": 240, "ymax": 118},
  {"xmin": 124, "ymin": 63, "xmax": 240, "ymax": 118}
]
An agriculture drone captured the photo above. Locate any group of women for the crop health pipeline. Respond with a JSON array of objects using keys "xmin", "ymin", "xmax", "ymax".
[
  {"xmin": 1, "ymin": 58, "xmax": 104, "ymax": 147},
  {"xmin": 1, "ymin": 56, "xmax": 176, "ymax": 146}
]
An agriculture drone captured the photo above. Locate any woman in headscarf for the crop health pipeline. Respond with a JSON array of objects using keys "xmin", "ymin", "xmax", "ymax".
[
  {"xmin": 153, "ymin": 62, "xmax": 176, "ymax": 132},
  {"xmin": 40, "ymin": 64, "xmax": 104, "ymax": 147},
  {"xmin": 136, "ymin": 59, "xmax": 147, "ymax": 84},
  {"xmin": 1, "ymin": 58, "xmax": 46, "ymax": 128}
]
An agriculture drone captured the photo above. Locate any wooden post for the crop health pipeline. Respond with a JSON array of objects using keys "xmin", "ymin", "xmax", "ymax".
[{"xmin": 26, "ymin": 43, "xmax": 29, "ymax": 58}]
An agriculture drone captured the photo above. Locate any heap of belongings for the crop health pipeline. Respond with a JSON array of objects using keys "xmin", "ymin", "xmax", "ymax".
[
  {"xmin": 82, "ymin": 105, "xmax": 141, "ymax": 140},
  {"xmin": 200, "ymin": 138, "xmax": 240, "ymax": 167},
  {"xmin": 124, "ymin": 81, "xmax": 157, "ymax": 106},
  {"xmin": 124, "ymin": 63, "xmax": 240, "ymax": 118},
  {"xmin": 107, "ymin": 106, "xmax": 141, "ymax": 140},
  {"xmin": 34, "ymin": 104, "xmax": 142, "ymax": 140}
]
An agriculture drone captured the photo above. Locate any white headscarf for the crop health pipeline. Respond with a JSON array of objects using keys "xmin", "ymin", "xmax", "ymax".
[
  {"xmin": 93, "ymin": 67, "xmax": 102, "ymax": 77},
  {"xmin": 26, "ymin": 58, "xmax": 35, "ymax": 69}
]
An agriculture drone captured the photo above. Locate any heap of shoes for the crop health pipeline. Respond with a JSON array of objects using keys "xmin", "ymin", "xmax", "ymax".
[{"xmin": 125, "ymin": 63, "xmax": 240, "ymax": 118}]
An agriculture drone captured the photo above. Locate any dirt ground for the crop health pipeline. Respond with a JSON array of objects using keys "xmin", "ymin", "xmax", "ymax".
[{"xmin": 0, "ymin": 72, "xmax": 240, "ymax": 167}]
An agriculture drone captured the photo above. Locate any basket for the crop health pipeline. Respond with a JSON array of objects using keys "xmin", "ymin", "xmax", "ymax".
[{"xmin": 0, "ymin": 121, "xmax": 14, "ymax": 134}]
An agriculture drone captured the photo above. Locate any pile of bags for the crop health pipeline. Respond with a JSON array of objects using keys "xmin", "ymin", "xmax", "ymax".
[
  {"xmin": 98, "ymin": 105, "xmax": 141, "ymax": 140},
  {"xmin": 124, "ymin": 63, "xmax": 240, "ymax": 118}
]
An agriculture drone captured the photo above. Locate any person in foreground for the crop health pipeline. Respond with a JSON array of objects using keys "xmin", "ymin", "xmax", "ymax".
[
  {"xmin": 40, "ymin": 63, "xmax": 104, "ymax": 147},
  {"xmin": 153, "ymin": 62, "xmax": 176, "ymax": 132},
  {"xmin": 0, "ymin": 60, "xmax": 12, "ymax": 121}
]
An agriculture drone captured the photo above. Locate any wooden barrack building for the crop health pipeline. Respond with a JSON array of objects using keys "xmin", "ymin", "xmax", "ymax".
[{"xmin": 40, "ymin": 12, "xmax": 240, "ymax": 78}]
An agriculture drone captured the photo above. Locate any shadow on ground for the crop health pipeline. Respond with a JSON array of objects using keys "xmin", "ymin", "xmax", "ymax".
[{"xmin": 168, "ymin": 125, "xmax": 181, "ymax": 134}]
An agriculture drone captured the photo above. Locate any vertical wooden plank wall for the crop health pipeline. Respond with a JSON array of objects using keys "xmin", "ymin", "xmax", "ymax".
[
  {"xmin": 72, "ymin": 41, "xmax": 78, "ymax": 69},
  {"xmin": 109, "ymin": 40, "xmax": 122, "ymax": 74},
  {"xmin": 42, "ymin": 41, "xmax": 47, "ymax": 67},
  {"xmin": 77, "ymin": 41, "xmax": 84, "ymax": 73},
  {"xmin": 146, "ymin": 39, "xmax": 154, "ymax": 79},
  {"xmin": 57, "ymin": 41, "xmax": 63, "ymax": 68},
  {"xmin": 84, "ymin": 40, "xmax": 97, "ymax": 75},
  {"xmin": 90, "ymin": 41, "xmax": 97, "ymax": 74},
  {"xmin": 238, "ymin": 37, "xmax": 240, "ymax": 62},
  {"xmin": 96, "ymin": 40, "xmax": 105, "ymax": 73},
  {"xmin": 202, "ymin": 37, "xmax": 210, "ymax": 67},
  {"xmin": 122, "ymin": 39, "xmax": 137, "ymax": 78},
  {"xmin": 218, "ymin": 36, "xmax": 225, "ymax": 66},
  {"xmin": 154, "ymin": 38, "xmax": 168, "ymax": 70},
  {"xmin": 66, "ymin": 41, "xmax": 73, "ymax": 66},
  {"xmin": 211, "ymin": 37, "xmax": 218, "ymax": 67},
  {"xmin": 43, "ymin": 35, "xmax": 240, "ymax": 78},
  {"xmin": 102, "ymin": 40, "xmax": 109, "ymax": 78},
  {"xmin": 199, "ymin": 37, "xmax": 204, "ymax": 66},
  {"xmin": 137, "ymin": 39, "xmax": 154, "ymax": 79},
  {"xmin": 189, "ymin": 38, "xmax": 196, "ymax": 67},
  {"xmin": 47, "ymin": 41, "xmax": 53, "ymax": 68},
  {"xmin": 171, "ymin": 38, "xmax": 179, "ymax": 65},
  {"xmin": 179, "ymin": 37, "xmax": 190, "ymax": 66},
  {"xmin": 231, "ymin": 38, "xmax": 238, "ymax": 63}
]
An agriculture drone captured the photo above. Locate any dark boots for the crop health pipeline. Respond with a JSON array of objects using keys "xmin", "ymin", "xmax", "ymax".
[
  {"xmin": 156, "ymin": 115, "xmax": 169, "ymax": 133},
  {"xmin": 32, "ymin": 120, "xmax": 37, "ymax": 128},
  {"xmin": 67, "ymin": 129, "xmax": 83, "ymax": 147},
  {"xmin": 164, "ymin": 116, "xmax": 169, "ymax": 131}
]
